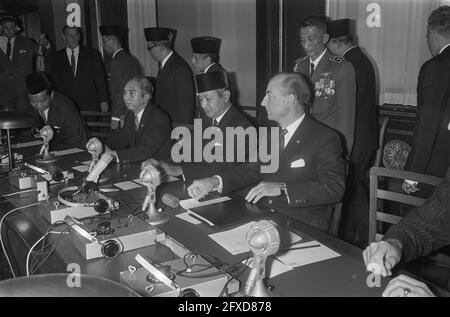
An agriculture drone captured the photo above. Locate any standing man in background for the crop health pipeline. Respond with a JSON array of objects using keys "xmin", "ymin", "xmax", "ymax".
[
  {"xmin": 0, "ymin": 16, "xmax": 52, "ymax": 111},
  {"xmin": 100, "ymin": 25, "xmax": 142, "ymax": 131},
  {"xmin": 403, "ymin": 6, "xmax": 450, "ymax": 196},
  {"xmin": 190, "ymin": 36, "xmax": 225, "ymax": 74},
  {"xmin": 51, "ymin": 25, "xmax": 108, "ymax": 112},
  {"xmin": 144, "ymin": 27, "xmax": 195, "ymax": 124},
  {"xmin": 293, "ymin": 15, "xmax": 356, "ymax": 157},
  {"xmin": 327, "ymin": 18, "xmax": 378, "ymax": 246}
]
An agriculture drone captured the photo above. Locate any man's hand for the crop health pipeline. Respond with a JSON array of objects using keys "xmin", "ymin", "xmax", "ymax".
[
  {"xmin": 100, "ymin": 102, "xmax": 109, "ymax": 113},
  {"xmin": 111, "ymin": 120, "xmax": 120, "ymax": 131},
  {"xmin": 104, "ymin": 145, "xmax": 118, "ymax": 161},
  {"xmin": 382, "ymin": 274, "xmax": 435, "ymax": 297},
  {"xmin": 245, "ymin": 181, "xmax": 283, "ymax": 204},
  {"xmin": 187, "ymin": 177, "xmax": 220, "ymax": 201},
  {"xmin": 160, "ymin": 162, "xmax": 183, "ymax": 177},
  {"xmin": 362, "ymin": 240, "xmax": 402, "ymax": 277},
  {"xmin": 402, "ymin": 180, "xmax": 420, "ymax": 194}
]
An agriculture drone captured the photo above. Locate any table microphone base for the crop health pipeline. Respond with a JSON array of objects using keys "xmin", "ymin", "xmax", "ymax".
[{"xmin": 144, "ymin": 209, "xmax": 169, "ymax": 226}]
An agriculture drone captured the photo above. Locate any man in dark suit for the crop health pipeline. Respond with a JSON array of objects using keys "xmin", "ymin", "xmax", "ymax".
[
  {"xmin": 188, "ymin": 73, "xmax": 346, "ymax": 231},
  {"xmin": 403, "ymin": 6, "xmax": 450, "ymax": 195},
  {"xmin": 89, "ymin": 76, "xmax": 172, "ymax": 164},
  {"xmin": 293, "ymin": 16, "xmax": 356, "ymax": 156},
  {"xmin": 144, "ymin": 27, "xmax": 195, "ymax": 124},
  {"xmin": 99, "ymin": 25, "xmax": 142, "ymax": 131},
  {"xmin": 51, "ymin": 25, "xmax": 108, "ymax": 112},
  {"xmin": 25, "ymin": 72, "xmax": 88, "ymax": 150},
  {"xmin": 151, "ymin": 70, "xmax": 254, "ymax": 183},
  {"xmin": 327, "ymin": 19, "xmax": 378, "ymax": 245},
  {"xmin": 190, "ymin": 36, "xmax": 226, "ymax": 74},
  {"xmin": 0, "ymin": 16, "xmax": 52, "ymax": 111}
]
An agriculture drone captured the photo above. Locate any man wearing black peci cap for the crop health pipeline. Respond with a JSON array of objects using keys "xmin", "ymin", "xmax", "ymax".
[
  {"xmin": 100, "ymin": 25, "xmax": 142, "ymax": 131},
  {"xmin": 0, "ymin": 16, "xmax": 52, "ymax": 112},
  {"xmin": 26, "ymin": 72, "xmax": 88, "ymax": 150},
  {"xmin": 149, "ymin": 70, "xmax": 254, "ymax": 183},
  {"xmin": 190, "ymin": 36, "xmax": 225, "ymax": 74},
  {"xmin": 144, "ymin": 27, "xmax": 195, "ymax": 124},
  {"xmin": 327, "ymin": 18, "xmax": 378, "ymax": 246}
]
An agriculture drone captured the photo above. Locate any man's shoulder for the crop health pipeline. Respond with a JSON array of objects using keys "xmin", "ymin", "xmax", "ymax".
[
  {"xmin": 52, "ymin": 91, "xmax": 77, "ymax": 110},
  {"xmin": 304, "ymin": 116, "xmax": 340, "ymax": 140},
  {"xmin": 225, "ymin": 106, "xmax": 253, "ymax": 128}
]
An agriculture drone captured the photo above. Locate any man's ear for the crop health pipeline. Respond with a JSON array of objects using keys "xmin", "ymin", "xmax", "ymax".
[
  {"xmin": 323, "ymin": 33, "xmax": 330, "ymax": 44},
  {"xmin": 143, "ymin": 93, "xmax": 151, "ymax": 103},
  {"xmin": 223, "ymin": 89, "xmax": 231, "ymax": 102}
]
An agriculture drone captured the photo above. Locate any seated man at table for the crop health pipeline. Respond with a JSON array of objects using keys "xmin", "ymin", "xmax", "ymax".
[
  {"xmin": 26, "ymin": 72, "xmax": 88, "ymax": 149},
  {"xmin": 187, "ymin": 72, "xmax": 346, "ymax": 231},
  {"xmin": 151, "ymin": 70, "xmax": 255, "ymax": 183},
  {"xmin": 363, "ymin": 166, "xmax": 450, "ymax": 297},
  {"xmin": 88, "ymin": 76, "xmax": 172, "ymax": 164}
]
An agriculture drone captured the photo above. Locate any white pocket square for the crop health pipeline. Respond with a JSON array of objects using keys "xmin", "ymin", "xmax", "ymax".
[{"xmin": 290, "ymin": 159, "xmax": 305, "ymax": 168}]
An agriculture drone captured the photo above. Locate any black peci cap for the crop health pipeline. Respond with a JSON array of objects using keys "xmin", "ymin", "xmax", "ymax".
[
  {"xmin": 99, "ymin": 25, "xmax": 125, "ymax": 38},
  {"xmin": 144, "ymin": 27, "xmax": 175, "ymax": 42},
  {"xmin": 328, "ymin": 18, "xmax": 351, "ymax": 38},
  {"xmin": 195, "ymin": 71, "xmax": 228, "ymax": 93},
  {"xmin": 191, "ymin": 36, "xmax": 221, "ymax": 54},
  {"xmin": 26, "ymin": 72, "xmax": 51, "ymax": 95}
]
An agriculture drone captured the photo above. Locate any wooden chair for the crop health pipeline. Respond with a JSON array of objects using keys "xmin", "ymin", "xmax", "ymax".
[
  {"xmin": 80, "ymin": 111, "xmax": 112, "ymax": 140},
  {"xmin": 374, "ymin": 116, "xmax": 389, "ymax": 167},
  {"xmin": 368, "ymin": 166, "xmax": 442, "ymax": 243}
]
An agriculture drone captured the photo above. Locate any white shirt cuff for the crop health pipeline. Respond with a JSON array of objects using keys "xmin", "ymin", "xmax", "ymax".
[{"xmin": 112, "ymin": 117, "xmax": 121, "ymax": 121}]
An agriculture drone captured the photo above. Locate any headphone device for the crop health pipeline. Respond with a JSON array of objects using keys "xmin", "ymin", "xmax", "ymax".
[{"xmin": 58, "ymin": 186, "xmax": 110, "ymax": 214}]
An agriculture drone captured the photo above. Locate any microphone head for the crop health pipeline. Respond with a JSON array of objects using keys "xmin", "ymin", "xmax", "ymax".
[
  {"xmin": 40, "ymin": 125, "xmax": 54, "ymax": 140},
  {"xmin": 86, "ymin": 138, "xmax": 103, "ymax": 155},
  {"xmin": 247, "ymin": 220, "xmax": 280, "ymax": 256},
  {"xmin": 140, "ymin": 163, "xmax": 162, "ymax": 186},
  {"xmin": 161, "ymin": 193, "xmax": 180, "ymax": 209}
]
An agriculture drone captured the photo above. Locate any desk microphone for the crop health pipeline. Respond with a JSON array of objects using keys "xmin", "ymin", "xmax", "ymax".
[{"xmin": 161, "ymin": 193, "xmax": 180, "ymax": 209}]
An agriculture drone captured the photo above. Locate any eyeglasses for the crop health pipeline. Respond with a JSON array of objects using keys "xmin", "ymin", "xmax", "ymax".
[{"xmin": 147, "ymin": 43, "xmax": 160, "ymax": 51}]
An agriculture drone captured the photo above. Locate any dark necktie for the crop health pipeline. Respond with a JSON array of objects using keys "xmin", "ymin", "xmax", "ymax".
[
  {"xmin": 70, "ymin": 49, "xmax": 76, "ymax": 75},
  {"xmin": 212, "ymin": 119, "xmax": 218, "ymax": 127},
  {"xmin": 39, "ymin": 110, "xmax": 47, "ymax": 124},
  {"xmin": 279, "ymin": 128, "xmax": 288, "ymax": 152},
  {"xmin": 6, "ymin": 38, "xmax": 11, "ymax": 60},
  {"xmin": 134, "ymin": 115, "xmax": 140, "ymax": 132},
  {"xmin": 310, "ymin": 62, "xmax": 315, "ymax": 77}
]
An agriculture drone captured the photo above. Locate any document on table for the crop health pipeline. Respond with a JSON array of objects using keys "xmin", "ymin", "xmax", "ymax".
[
  {"xmin": 175, "ymin": 212, "xmax": 202, "ymax": 225},
  {"xmin": 114, "ymin": 181, "xmax": 142, "ymax": 191},
  {"xmin": 208, "ymin": 221, "xmax": 303, "ymax": 255},
  {"xmin": 180, "ymin": 196, "xmax": 231, "ymax": 210},
  {"xmin": 275, "ymin": 240, "xmax": 340, "ymax": 268},
  {"xmin": 72, "ymin": 165, "xmax": 90, "ymax": 172},
  {"xmin": 52, "ymin": 148, "xmax": 84, "ymax": 156}
]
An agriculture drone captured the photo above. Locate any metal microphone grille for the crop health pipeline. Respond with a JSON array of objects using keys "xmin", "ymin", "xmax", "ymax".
[{"xmin": 161, "ymin": 193, "xmax": 180, "ymax": 209}]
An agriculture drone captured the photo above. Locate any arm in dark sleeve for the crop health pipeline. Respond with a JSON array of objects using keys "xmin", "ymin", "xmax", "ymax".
[
  {"xmin": 173, "ymin": 66, "xmax": 195, "ymax": 124},
  {"xmin": 383, "ymin": 177, "xmax": 450, "ymax": 262},
  {"xmin": 336, "ymin": 62, "xmax": 356, "ymax": 155},
  {"xmin": 53, "ymin": 102, "xmax": 88, "ymax": 149},
  {"xmin": 283, "ymin": 132, "xmax": 345, "ymax": 208}
]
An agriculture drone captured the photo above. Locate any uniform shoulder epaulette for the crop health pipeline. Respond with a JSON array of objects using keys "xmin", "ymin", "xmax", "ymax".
[
  {"xmin": 330, "ymin": 55, "xmax": 345, "ymax": 63},
  {"xmin": 295, "ymin": 56, "xmax": 308, "ymax": 63}
]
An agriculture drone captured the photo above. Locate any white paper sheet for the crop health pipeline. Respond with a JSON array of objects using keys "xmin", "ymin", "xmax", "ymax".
[
  {"xmin": 242, "ymin": 257, "xmax": 293, "ymax": 278},
  {"xmin": 180, "ymin": 196, "xmax": 231, "ymax": 210},
  {"xmin": 52, "ymin": 148, "xmax": 84, "ymax": 156},
  {"xmin": 81, "ymin": 160, "xmax": 91, "ymax": 166},
  {"xmin": 275, "ymin": 240, "xmax": 340, "ymax": 268},
  {"xmin": 175, "ymin": 212, "xmax": 202, "ymax": 225},
  {"xmin": 72, "ymin": 165, "xmax": 90, "ymax": 172},
  {"xmin": 113, "ymin": 181, "xmax": 142, "ymax": 191}
]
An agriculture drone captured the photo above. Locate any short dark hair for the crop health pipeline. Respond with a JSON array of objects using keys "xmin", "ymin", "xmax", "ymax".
[
  {"xmin": 279, "ymin": 72, "xmax": 312, "ymax": 112},
  {"xmin": 62, "ymin": 25, "xmax": 82, "ymax": 34},
  {"xmin": 300, "ymin": 15, "xmax": 329, "ymax": 34},
  {"xmin": 428, "ymin": 6, "xmax": 450, "ymax": 38},
  {"xmin": 128, "ymin": 76, "xmax": 154, "ymax": 96}
]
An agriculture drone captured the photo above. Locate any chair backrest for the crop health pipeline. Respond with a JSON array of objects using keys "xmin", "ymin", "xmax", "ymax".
[
  {"xmin": 80, "ymin": 111, "xmax": 112, "ymax": 140},
  {"xmin": 368, "ymin": 166, "xmax": 442, "ymax": 243},
  {"xmin": 328, "ymin": 201, "xmax": 343, "ymax": 237},
  {"xmin": 374, "ymin": 116, "xmax": 389, "ymax": 167}
]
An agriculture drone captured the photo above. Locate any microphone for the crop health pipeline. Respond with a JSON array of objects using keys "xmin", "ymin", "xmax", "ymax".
[
  {"xmin": 244, "ymin": 220, "xmax": 280, "ymax": 297},
  {"xmin": 86, "ymin": 138, "xmax": 103, "ymax": 173},
  {"xmin": 161, "ymin": 193, "xmax": 180, "ymax": 209}
]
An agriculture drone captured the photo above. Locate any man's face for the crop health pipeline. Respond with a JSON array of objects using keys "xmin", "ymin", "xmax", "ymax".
[
  {"xmin": 28, "ymin": 90, "xmax": 51, "ymax": 112},
  {"xmin": 300, "ymin": 26, "xmax": 328, "ymax": 59},
  {"xmin": 198, "ymin": 89, "xmax": 228, "ymax": 119},
  {"xmin": 63, "ymin": 28, "xmax": 80, "ymax": 50},
  {"xmin": 123, "ymin": 80, "xmax": 148, "ymax": 113},
  {"xmin": 192, "ymin": 54, "xmax": 210, "ymax": 73},
  {"xmin": 261, "ymin": 76, "xmax": 289, "ymax": 122},
  {"xmin": 327, "ymin": 38, "xmax": 340, "ymax": 56},
  {"xmin": 147, "ymin": 42, "xmax": 163, "ymax": 62},
  {"xmin": 2, "ymin": 21, "xmax": 18, "ymax": 39}
]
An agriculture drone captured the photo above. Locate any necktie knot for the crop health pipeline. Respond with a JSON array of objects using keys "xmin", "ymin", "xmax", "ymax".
[
  {"xmin": 279, "ymin": 128, "xmax": 288, "ymax": 152},
  {"xmin": 212, "ymin": 119, "xmax": 218, "ymax": 127}
]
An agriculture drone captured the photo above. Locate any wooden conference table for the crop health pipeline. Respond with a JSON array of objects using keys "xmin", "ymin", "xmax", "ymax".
[{"xmin": 0, "ymin": 147, "xmax": 443, "ymax": 297}]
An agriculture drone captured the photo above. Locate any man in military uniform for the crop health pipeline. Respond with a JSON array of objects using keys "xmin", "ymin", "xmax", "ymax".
[{"xmin": 293, "ymin": 15, "xmax": 356, "ymax": 156}]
